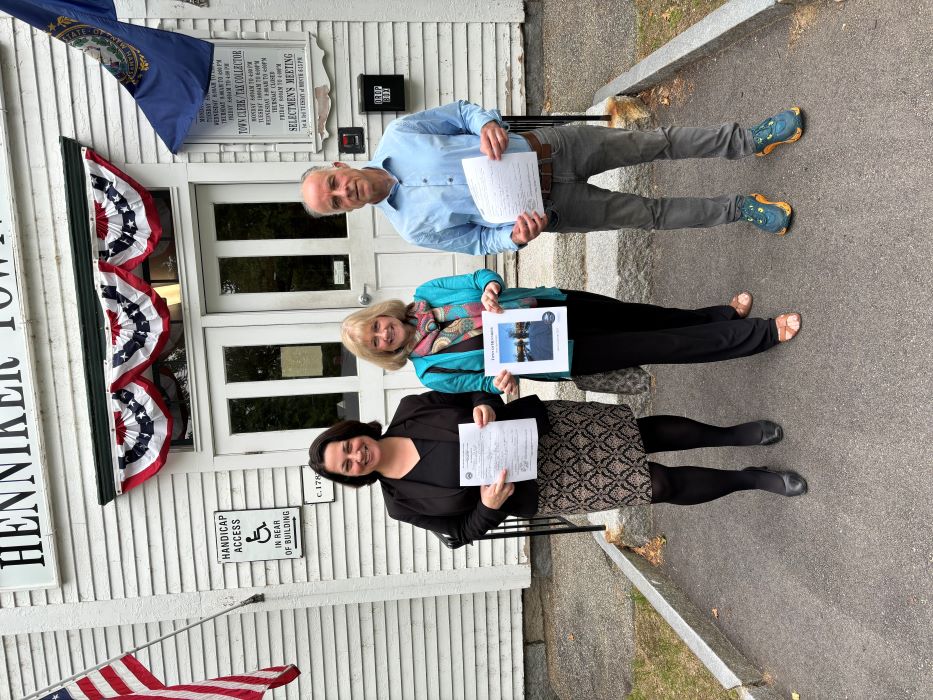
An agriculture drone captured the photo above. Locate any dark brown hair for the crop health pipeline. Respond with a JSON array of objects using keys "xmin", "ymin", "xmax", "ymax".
[{"xmin": 307, "ymin": 419, "xmax": 384, "ymax": 488}]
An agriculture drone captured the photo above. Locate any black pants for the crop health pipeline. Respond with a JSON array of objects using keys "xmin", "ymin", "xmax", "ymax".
[
  {"xmin": 636, "ymin": 415, "xmax": 791, "ymax": 504},
  {"xmin": 555, "ymin": 290, "xmax": 779, "ymax": 373}
]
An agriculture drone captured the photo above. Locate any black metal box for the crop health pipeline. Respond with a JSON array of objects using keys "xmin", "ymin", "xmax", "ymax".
[
  {"xmin": 358, "ymin": 74, "xmax": 406, "ymax": 113},
  {"xmin": 337, "ymin": 127, "xmax": 365, "ymax": 154}
]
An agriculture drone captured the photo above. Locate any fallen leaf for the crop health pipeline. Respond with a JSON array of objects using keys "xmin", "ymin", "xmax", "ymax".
[
  {"xmin": 630, "ymin": 535, "xmax": 666, "ymax": 566},
  {"xmin": 566, "ymin": 633, "xmax": 575, "ymax": 641},
  {"xmin": 711, "ymin": 608, "xmax": 719, "ymax": 619},
  {"xmin": 791, "ymin": 692, "xmax": 800, "ymax": 700}
]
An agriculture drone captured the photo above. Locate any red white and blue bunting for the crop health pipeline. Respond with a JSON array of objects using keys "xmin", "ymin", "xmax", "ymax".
[
  {"xmin": 98, "ymin": 260, "xmax": 171, "ymax": 391},
  {"xmin": 83, "ymin": 148, "xmax": 175, "ymax": 494},
  {"xmin": 112, "ymin": 377, "xmax": 173, "ymax": 492},
  {"xmin": 84, "ymin": 148, "xmax": 162, "ymax": 270}
]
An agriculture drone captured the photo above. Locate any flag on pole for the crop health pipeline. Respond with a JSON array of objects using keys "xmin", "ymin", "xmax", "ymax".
[
  {"xmin": 38, "ymin": 655, "xmax": 301, "ymax": 699},
  {"xmin": 38, "ymin": 655, "xmax": 164, "ymax": 699},
  {"xmin": 0, "ymin": 0, "xmax": 213, "ymax": 153}
]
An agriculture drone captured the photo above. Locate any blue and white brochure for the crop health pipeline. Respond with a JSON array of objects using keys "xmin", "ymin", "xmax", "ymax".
[{"xmin": 482, "ymin": 306, "xmax": 569, "ymax": 376}]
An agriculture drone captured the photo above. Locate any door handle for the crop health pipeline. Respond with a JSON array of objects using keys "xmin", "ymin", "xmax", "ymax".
[{"xmin": 358, "ymin": 283, "xmax": 372, "ymax": 306}]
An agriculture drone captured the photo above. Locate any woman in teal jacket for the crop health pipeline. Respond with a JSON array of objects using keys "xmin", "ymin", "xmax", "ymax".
[{"xmin": 340, "ymin": 268, "xmax": 801, "ymax": 394}]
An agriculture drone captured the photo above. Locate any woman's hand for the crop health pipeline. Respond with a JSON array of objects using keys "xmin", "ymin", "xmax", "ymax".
[
  {"xmin": 472, "ymin": 403, "xmax": 497, "ymax": 428},
  {"xmin": 480, "ymin": 468, "xmax": 514, "ymax": 510},
  {"xmin": 480, "ymin": 121, "xmax": 509, "ymax": 160},
  {"xmin": 493, "ymin": 369, "xmax": 517, "ymax": 395},
  {"xmin": 481, "ymin": 282, "xmax": 503, "ymax": 313}
]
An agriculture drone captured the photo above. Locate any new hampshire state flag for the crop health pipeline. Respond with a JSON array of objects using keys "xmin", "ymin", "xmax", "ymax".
[{"xmin": 0, "ymin": 0, "xmax": 213, "ymax": 153}]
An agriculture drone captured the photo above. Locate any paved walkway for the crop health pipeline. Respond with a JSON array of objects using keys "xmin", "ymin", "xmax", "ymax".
[
  {"xmin": 645, "ymin": 2, "xmax": 932, "ymax": 697},
  {"xmin": 522, "ymin": 1, "xmax": 933, "ymax": 697}
]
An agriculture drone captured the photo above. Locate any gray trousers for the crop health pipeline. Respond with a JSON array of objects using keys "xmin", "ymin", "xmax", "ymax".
[{"xmin": 527, "ymin": 123, "xmax": 756, "ymax": 233}]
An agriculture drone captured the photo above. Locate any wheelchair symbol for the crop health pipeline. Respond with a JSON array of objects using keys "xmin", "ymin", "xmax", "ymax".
[{"xmin": 246, "ymin": 522, "xmax": 271, "ymax": 544}]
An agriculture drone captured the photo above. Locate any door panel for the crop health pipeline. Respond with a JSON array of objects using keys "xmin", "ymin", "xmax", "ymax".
[
  {"xmin": 205, "ymin": 324, "xmax": 376, "ymax": 454},
  {"xmin": 197, "ymin": 183, "xmax": 375, "ymax": 311},
  {"xmin": 196, "ymin": 182, "xmax": 488, "ymax": 457}
]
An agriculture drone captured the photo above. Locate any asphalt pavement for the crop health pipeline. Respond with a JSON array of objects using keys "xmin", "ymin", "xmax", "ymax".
[{"xmin": 642, "ymin": 2, "xmax": 933, "ymax": 697}]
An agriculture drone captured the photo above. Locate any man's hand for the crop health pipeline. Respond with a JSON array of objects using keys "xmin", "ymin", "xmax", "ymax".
[
  {"xmin": 472, "ymin": 403, "xmax": 497, "ymax": 428},
  {"xmin": 510, "ymin": 211, "xmax": 548, "ymax": 246},
  {"xmin": 480, "ymin": 121, "xmax": 509, "ymax": 160},
  {"xmin": 481, "ymin": 282, "xmax": 503, "ymax": 313},
  {"xmin": 480, "ymin": 468, "xmax": 514, "ymax": 510},
  {"xmin": 493, "ymin": 369, "xmax": 517, "ymax": 395}
]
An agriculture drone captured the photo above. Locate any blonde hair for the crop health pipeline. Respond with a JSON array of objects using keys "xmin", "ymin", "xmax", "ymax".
[{"xmin": 341, "ymin": 300, "xmax": 414, "ymax": 371}]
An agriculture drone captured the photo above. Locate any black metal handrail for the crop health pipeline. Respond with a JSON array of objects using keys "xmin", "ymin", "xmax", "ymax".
[
  {"xmin": 502, "ymin": 114, "xmax": 610, "ymax": 131},
  {"xmin": 433, "ymin": 515, "xmax": 606, "ymax": 549}
]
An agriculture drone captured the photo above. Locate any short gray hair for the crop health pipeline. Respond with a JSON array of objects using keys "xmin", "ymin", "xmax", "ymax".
[{"xmin": 300, "ymin": 165, "xmax": 344, "ymax": 217}]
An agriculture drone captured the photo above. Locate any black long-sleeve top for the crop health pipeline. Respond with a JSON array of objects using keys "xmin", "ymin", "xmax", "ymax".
[{"xmin": 376, "ymin": 390, "xmax": 551, "ymax": 547}]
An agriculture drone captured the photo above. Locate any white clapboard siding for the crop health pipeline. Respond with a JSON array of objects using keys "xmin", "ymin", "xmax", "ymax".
[
  {"xmin": 3, "ymin": 591, "xmax": 524, "ymax": 700},
  {"xmin": 0, "ymin": 8, "xmax": 528, "ymax": 700}
]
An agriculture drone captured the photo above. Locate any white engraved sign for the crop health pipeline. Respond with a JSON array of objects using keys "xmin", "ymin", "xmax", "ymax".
[
  {"xmin": 0, "ymin": 102, "xmax": 58, "ymax": 591},
  {"xmin": 189, "ymin": 41, "xmax": 311, "ymax": 142}
]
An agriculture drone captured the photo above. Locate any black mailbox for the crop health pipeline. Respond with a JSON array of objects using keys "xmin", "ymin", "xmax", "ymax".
[{"xmin": 358, "ymin": 74, "xmax": 406, "ymax": 113}]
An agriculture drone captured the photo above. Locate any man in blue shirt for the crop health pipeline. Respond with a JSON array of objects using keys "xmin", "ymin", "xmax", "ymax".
[{"xmin": 300, "ymin": 100, "xmax": 803, "ymax": 256}]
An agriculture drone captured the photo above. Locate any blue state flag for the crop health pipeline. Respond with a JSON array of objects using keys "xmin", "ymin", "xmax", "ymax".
[{"xmin": 0, "ymin": 0, "xmax": 213, "ymax": 153}]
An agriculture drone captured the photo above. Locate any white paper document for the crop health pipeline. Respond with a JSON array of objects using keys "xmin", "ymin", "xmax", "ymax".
[
  {"xmin": 461, "ymin": 152, "xmax": 545, "ymax": 224},
  {"xmin": 483, "ymin": 307, "xmax": 570, "ymax": 376},
  {"xmin": 458, "ymin": 418, "xmax": 538, "ymax": 486}
]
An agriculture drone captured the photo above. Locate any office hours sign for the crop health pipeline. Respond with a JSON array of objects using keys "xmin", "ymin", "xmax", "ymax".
[{"xmin": 189, "ymin": 41, "xmax": 312, "ymax": 142}]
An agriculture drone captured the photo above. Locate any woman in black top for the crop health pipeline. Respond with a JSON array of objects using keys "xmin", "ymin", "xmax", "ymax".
[{"xmin": 307, "ymin": 391, "xmax": 806, "ymax": 546}]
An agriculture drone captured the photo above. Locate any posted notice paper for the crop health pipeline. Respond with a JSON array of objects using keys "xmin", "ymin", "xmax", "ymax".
[
  {"xmin": 461, "ymin": 151, "xmax": 545, "ymax": 224},
  {"xmin": 458, "ymin": 418, "xmax": 538, "ymax": 486},
  {"xmin": 483, "ymin": 307, "xmax": 570, "ymax": 376}
]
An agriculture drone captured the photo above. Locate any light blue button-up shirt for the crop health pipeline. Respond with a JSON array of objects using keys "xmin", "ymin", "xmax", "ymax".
[{"xmin": 368, "ymin": 101, "xmax": 532, "ymax": 255}]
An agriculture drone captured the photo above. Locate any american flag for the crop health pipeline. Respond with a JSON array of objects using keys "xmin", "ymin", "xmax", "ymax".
[{"xmin": 38, "ymin": 655, "xmax": 300, "ymax": 700}]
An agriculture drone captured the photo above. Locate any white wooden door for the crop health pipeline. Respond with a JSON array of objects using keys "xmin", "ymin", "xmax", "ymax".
[{"xmin": 194, "ymin": 183, "xmax": 487, "ymax": 458}]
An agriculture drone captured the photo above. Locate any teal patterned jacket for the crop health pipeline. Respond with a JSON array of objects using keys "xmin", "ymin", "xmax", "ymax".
[{"xmin": 409, "ymin": 269, "xmax": 571, "ymax": 394}]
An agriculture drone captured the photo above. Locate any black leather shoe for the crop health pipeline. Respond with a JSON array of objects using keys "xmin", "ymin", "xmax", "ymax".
[
  {"xmin": 743, "ymin": 467, "xmax": 808, "ymax": 496},
  {"xmin": 756, "ymin": 420, "xmax": 784, "ymax": 445}
]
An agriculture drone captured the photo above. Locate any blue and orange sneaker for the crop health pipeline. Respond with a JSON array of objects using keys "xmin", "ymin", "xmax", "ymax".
[
  {"xmin": 751, "ymin": 107, "xmax": 804, "ymax": 156},
  {"xmin": 740, "ymin": 194, "xmax": 792, "ymax": 236}
]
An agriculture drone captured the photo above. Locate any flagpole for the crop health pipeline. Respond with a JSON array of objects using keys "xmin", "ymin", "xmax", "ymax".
[{"xmin": 21, "ymin": 593, "xmax": 265, "ymax": 700}]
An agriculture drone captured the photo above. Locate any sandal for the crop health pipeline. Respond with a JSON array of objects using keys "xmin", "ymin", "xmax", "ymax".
[
  {"xmin": 729, "ymin": 291, "xmax": 753, "ymax": 318},
  {"xmin": 775, "ymin": 312, "xmax": 802, "ymax": 342}
]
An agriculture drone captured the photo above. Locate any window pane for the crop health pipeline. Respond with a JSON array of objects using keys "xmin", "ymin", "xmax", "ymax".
[
  {"xmin": 141, "ymin": 195, "xmax": 179, "ymax": 282},
  {"xmin": 218, "ymin": 254, "xmax": 350, "ymax": 295},
  {"xmin": 214, "ymin": 202, "xmax": 347, "ymax": 241},
  {"xmin": 229, "ymin": 393, "xmax": 359, "ymax": 434},
  {"xmin": 224, "ymin": 343, "xmax": 356, "ymax": 382},
  {"xmin": 155, "ymin": 350, "xmax": 194, "ymax": 446},
  {"xmin": 143, "ymin": 190, "xmax": 193, "ymax": 448},
  {"xmin": 146, "ymin": 237, "xmax": 180, "ymax": 283}
]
